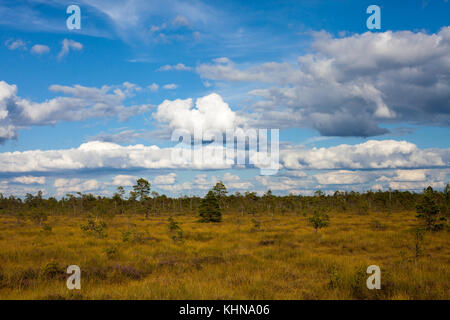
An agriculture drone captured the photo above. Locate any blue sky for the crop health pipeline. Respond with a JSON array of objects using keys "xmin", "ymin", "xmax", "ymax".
[{"xmin": 0, "ymin": 0, "xmax": 449, "ymax": 197}]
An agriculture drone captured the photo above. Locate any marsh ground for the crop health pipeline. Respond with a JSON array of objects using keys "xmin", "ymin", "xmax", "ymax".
[{"xmin": 0, "ymin": 211, "xmax": 448, "ymax": 299}]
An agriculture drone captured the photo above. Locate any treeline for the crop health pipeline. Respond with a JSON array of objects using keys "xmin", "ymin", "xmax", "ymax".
[{"xmin": 0, "ymin": 179, "xmax": 449, "ymax": 222}]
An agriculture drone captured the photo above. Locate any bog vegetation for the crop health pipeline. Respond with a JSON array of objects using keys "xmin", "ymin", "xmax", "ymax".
[{"xmin": 0, "ymin": 180, "xmax": 448, "ymax": 299}]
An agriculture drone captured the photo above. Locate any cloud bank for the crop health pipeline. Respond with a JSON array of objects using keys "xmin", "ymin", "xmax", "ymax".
[{"xmin": 198, "ymin": 28, "xmax": 450, "ymax": 137}]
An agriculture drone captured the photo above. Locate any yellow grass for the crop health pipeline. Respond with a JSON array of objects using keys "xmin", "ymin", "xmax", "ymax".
[{"xmin": 0, "ymin": 211, "xmax": 448, "ymax": 299}]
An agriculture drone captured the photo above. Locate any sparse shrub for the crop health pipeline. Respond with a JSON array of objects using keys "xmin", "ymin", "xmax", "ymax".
[
  {"xmin": 348, "ymin": 265, "xmax": 394, "ymax": 300},
  {"xmin": 80, "ymin": 219, "xmax": 107, "ymax": 238},
  {"xmin": 168, "ymin": 217, "xmax": 183, "ymax": 242},
  {"xmin": 41, "ymin": 223, "xmax": 52, "ymax": 233},
  {"xmin": 104, "ymin": 246, "xmax": 118, "ymax": 259},
  {"xmin": 40, "ymin": 261, "xmax": 63, "ymax": 279},
  {"xmin": 349, "ymin": 266, "xmax": 370, "ymax": 299},
  {"xmin": 251, "ymin": 218, "xmax": 261, "ymax": 232},
  {"xmin": 328, "ymin": 266, "xmax": 341, "ymax": 289},
  {"xmin": 185, "ymin": 232, "xmax": 214, "ymax": 242},
  {"xmin": 259, "ymin": 239, "xmax": 275, "ymax": 246},
  {"xmin": 121, "ymin": 230, "xmax": 132, "ymax": 242},
  {"xmin": 7, "ymin": 268, "xmax": 40, "ymax": 288},
  {"xmin": 110, "ymin": 264, "xmax": 143, "ymax": 281},
  {"xmin": 29, "ymin": 208, "xmax": 47, "ymax": 226},
  {"xmin": 370, "ymin": 219, "xmax": 387, "ymax": 231},
  {"xmin": 121, "ymin": 229, "xmax": 146, "ymax": 244},
  {"xmin": 414, "ymin": 227, "xmax": 425, "ymax": 262},
  {"xmin": 308, "ymin": 209, "xmax": 330, "ymax": 233}
]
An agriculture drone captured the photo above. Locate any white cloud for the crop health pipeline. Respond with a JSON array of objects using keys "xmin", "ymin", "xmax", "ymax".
[
  {"xmin": 197, "ymin": 28, "xmax": 450, "ymax": 137},
  {"xmin": 227, "ymin": 181, "xmax": 253, "ymax": 189},
  {"xmin": 0, "ymin": 140, "xmax": 233, "ymax": 173},
  {"xmin": 284, "ymin": 170, "xmax": 307, "ymax": 178},
  {"xmin": 153, "ymin": 173, "xmax": 176, "ymax": 185},
  {"xmin": 314, "ymin": 170, "xmax": 369, "ymax": 185},
  {"xmin": 157, "ymin": 63, "xmax": 191, "ymax": 71},
  {"xmin": 111, "ymin": 175, "xmax": 137, "ymax": 186},
  {"xmin": 58, "ymin": 39, "xmax": 83, "ymax": 59},
  {"xmin": 0, "ymin": 80, "xmax": 151, "ymax": 143},
  {"xmin": 5, "ymin": 39, "xmax": 26, "ymax": 50},
  {"xmin": 157, "ymin": 173, "xmax": 215, "ymax": 193},
  {"xmin": 0, "ymin": 140, "xmax": 447, "ymax": 175},
  {"xmin": 148, "ymin": 83, "xmax": 159, "ymax": 92},
  {"xmin": 221, "ymin": 172, "xmax": 253, "ymax": 189},
  {"xmin": 172, "ymin": 14, "xmax": 190, "ymax": 27},
  {"xmin": 256, "ymin": 175, "xmax": 315, "ymax": 191},
  {"xmin": 12, "ymin": 176, "xmax": 46, "ymax": 185},
  {"xmin": 389, "ymin": 180, "xmax": 445, "ymax": 190},
  {"xmin": 153, "ymin": 93, "xmax": 236, "ymax": 133},
  {"xmin": 393, "ymin": 169, "xmax": 427, "ymax": 182},
  {"xmin": 281, "ymin": 140, "xmax": 448, "ymax": 170},
  {"xmin": 54, "ymin": 178, "xmax": 101, "ymax": 195},
  {"xmin": 223, "ymin": 172, "xmax": 240, "ymax": 182},
  {"xmin": 163, "ymin": 83, "xmax": 178, "ymax": 90},
  {"xmin": 31, "ymin": 44, "xmax": 50, "ymax": 54}
]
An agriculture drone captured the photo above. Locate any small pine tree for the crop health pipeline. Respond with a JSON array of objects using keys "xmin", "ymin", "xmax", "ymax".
[
  {"xmin": 416, "ymin": 186, "xmax": 446, "ymax": 231},
  {"xmin": 168, "ymin": 217, "xmax": 183, "ymax": 242},
  {"xmin": 198, "ymin": 191, "xmax": 222, "ymax": 223},
  {"xmin": 414, "ymin": 227, "xmax": 425, "ymax": 263},
  {"xmin": 308, "ymin": 209, "xmax": 330, "ymax": 233}
]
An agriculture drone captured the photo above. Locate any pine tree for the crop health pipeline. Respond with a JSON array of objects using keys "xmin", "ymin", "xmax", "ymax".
[
  {"xmin": 416, "ymin": 186, "xmax": 446, "ymax": 231},
  {"xmin": 308, "ymin": 209, "xmax": 330, "ymax": 233},
  {"xmin": 133, "ymin": 178, "xmax": 151, "ymax": 217},
  {"xmin": 133, "ymin": 178, "xmax": 151, "ymax": 202},
  {"xmin": 212, "ymin": 181, "xmax": 228, "ymax": 210},
  {"xmin": 198, "ymin": 190, "xmax": 222, "ymax": 222}
]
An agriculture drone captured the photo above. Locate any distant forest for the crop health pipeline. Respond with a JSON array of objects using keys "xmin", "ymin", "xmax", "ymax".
[{"xmin": 1, "ymin": 179, "xmax": 449, "ymax": 221}]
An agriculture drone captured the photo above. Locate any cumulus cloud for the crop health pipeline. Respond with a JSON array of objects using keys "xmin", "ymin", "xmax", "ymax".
[
  {"xmin": 155, "ymin": 173, "xmax": 252, "ymax": 193},
  {"xmin": 388, "ymin": 180, "xmax": 445, "ymax": 190},
  {"xmin": 31, "ymin": 44, "xmax": 50, "ymax": 54},
  {"xmin": 0, "ymin": 81, "xmax": 150, "ymax": 143},
  {"xmin": 148, "ymin": 83, "xmax": 159, "ymax": 92},
  {"xmin": 12, "ymin": 176, "xmax": 46, "ymax": 185},
  {"xmin": 223, "ymin": 172, "xmax": 240, "ymax": 182},
  {"xmin": 54, "ymin": 178, "xmax": 101, "ymax": 195},
  {"xmin": 5, "ymin": 39, "xmax": 26, "ymax": 50},
  {"xmin": 172, "ymin": 14, "xmax": 190, "ymax": 27},
  {"xmin": 163, "ymin": 83, "xmax": 178, "ymax": 90},
  {"xmin": 153, "ymin": 93, "xmax": 236, "ymax": 133},
  {"xmin": 111, "ymin": 175, "xmax": 138, "ymax": 186},
  {"xmin": 153, "ymin": 173, "xmax": 176, "ymax": 185},
  {"xmin": 58, "ymin": 39, "xmax": 83, "ymax": 59},
  {"xmin": 0, "ymin": 139, "xmax": 447, "ymax": 175},
  {"xmin": 314, "ymin": 170, "xmax": 369, "ymax": 185},
  {"xmin": 157, "ymin": 173, "xmax": 215, "ymax": 193},
  {"xmin": 257, "ymin": 167, "xmax": 449, "ymax": 192},
  {"xmin": 256, "ymin": 175, "xmax": 315, "ymax": 191},
  {"xmin": 393, "ymin": 169, "xmax": 427, "ymax": 182},
  {"xmin": 197, "ymin": 28, "xmax": 450, "ymax": 137},
  {"xmin": 0, "ymin": 138, "xmax": 447, "ymax": 194},
  {"xmin": 284, "ymin": 170, "xmax": 307, "ymax": 178},
  {"xmin": 0, "ymin": 140, "xmax": 231, "ymax": 173},
  {"xmin": 157, "ymin": 63, "xmax": 192, "ymax": 71},
  {"xmin": 222, "ymin": 172, "xmax": 253, "ymax": 189},
  {"xmin": 281, "ymin": 140, "xmax": 448, "ymax": 170},
  {"xmin": 89, "ymin": 129, "xmax": 156, "ymax": 144}
]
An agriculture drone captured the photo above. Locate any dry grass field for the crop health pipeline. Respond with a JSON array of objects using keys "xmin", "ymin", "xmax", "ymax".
[{"xmin": 0, "ymin": 211, "xmax": 448, "ymax": 300}]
